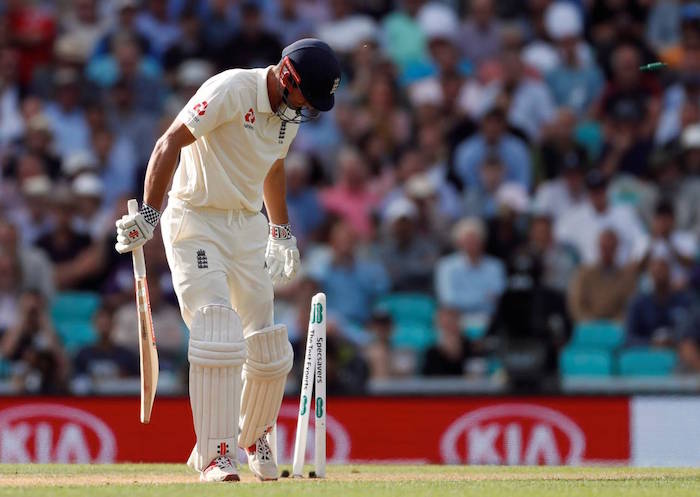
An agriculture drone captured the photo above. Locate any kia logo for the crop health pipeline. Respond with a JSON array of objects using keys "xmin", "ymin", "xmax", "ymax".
[
  {"xmin": 440, "ymin": 404, "xmax": 585, "ymax": 465},
  {"xmin": 275, "ymin": 404, "xmax": 350, "ymax": 463},
  {"xmin": 0, "ymin": 404, "xmax": 116, "ymax": 463}
]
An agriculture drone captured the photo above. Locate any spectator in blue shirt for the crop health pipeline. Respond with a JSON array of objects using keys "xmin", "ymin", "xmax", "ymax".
[
  {"xmin": 308, "ymin": 219, "xmax": 390, "ymax": 329},
  {"xmin": 285, "ymin": 152, "xmax": 325, "ymax": 248},
  {"xmin": 453, "ymin": 107, "xmax": 532, "ymax": 191},
  {"xmin": 435, "ymin": 217, "xmax": 506, "ymax": 321},
  {"xmin": 626, "ymin": 248, "xmax": 692, "ymax": 346}
]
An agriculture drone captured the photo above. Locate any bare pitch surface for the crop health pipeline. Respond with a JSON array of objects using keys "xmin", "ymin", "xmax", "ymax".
[{"xmin": 0, "ymin": 464, "xmax": 699, "ymax": 496}]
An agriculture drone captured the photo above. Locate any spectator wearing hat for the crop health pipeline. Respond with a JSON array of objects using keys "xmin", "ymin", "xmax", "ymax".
[
  {"xmin": 626, "ymin": 247, "xmax": 692, "ymax": 347},
  {"xmin": 435, "ymin": 217, "xmax": 506, "ymax": 321},
  {"xmin": 377, "ymin": 197, "xmax": 439, "ymax": 294},
  {"xmin": 163, "ymin": 59, "xmax": 215, "ymax": 117},
  {"xmin": 555, "ymin": 169, "xmax": 649, "ymax": 265},
  {"xmin": 61, "ymin": 150, "xmax": 97, "ymax": 181},
  {"xmin": 72, "ymin": 173, "xmax": 111, "ymax": 239},
  {"xmin": 35, "ymin": 187, "xmax": 96, "ymax": 290},
  {"xmin": 30, "ymin": 31, "xmax": 98, "ymax": 102},
  {"xmin": 59, "ymin": 0, "xmax": 107, "ymax": 63},
  {"xmin": 453, "ymin": 107, "xmax": 532, "ymax": 191},
  {"xmin": 568, "ymin": 229, "xmax": 640, "ymax": 323},
  {"xmin": 484, "ymin": 182, "xmax": 530, "ymax": 262},
  {"xmin": 544, "ymin": 4, "xmax": 604, "ymax": 117},
  {"xmin": 533, "ymin": 140, "xmax": 588, "ymax": 223},
  {"xmin": 7, "ymin": 157, "xmax": 55, "ymax": 246},
  {"xmin": 522, "ymin": 1, "xmax": 597, "ymax": 75},
  {"xmin": 418, "ymin": 3, "xmax": 471, "ymax": 82},
  {"xmin": 5, "ymin": 113, "xmax": 62, "ymax": 181}
]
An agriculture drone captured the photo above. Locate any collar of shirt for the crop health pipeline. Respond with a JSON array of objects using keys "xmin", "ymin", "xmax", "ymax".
[{"xmin": 256, "ymin": 65, "xmax": 275, "ymax": 114}]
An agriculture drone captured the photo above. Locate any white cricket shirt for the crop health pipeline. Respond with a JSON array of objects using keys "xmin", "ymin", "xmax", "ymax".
[{"xmin": 173, "ymin": 66, "xmax": 299, "ymax": 211}]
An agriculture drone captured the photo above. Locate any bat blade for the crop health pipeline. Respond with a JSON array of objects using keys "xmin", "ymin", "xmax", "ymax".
[{"xmin": 136, "ymin": 276, "xmax": 158, "ymax": 424}]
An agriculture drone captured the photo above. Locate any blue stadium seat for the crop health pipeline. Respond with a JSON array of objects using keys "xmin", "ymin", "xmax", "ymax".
[
  {"xmin": 571, "ymin": 321, "xmax": 625, "ymax": 350},
  {"xmin": 391, "ymin": 323, "xmax": 436, "ymax": 350},
  {"xmin": 54, "ymin": 321, "xmax": 97, "ymax": 356},
  {"xmin": 464, "ymin": 324, "xmax": 487, "ymax": 340},
  {"xmin": 377, "ymin": 293, "xmax": 437, "ymax": 350},
  {"xmin": 560, "ymin": 346, "xmax": 614, "ymax": 377},
  {"xmin": 50, "ymin": 292, "xmax": 101, "ymax": 323},
  {"xmin": 0, "ymin": 358, "xmax": 11, "ymax": 378},
  {"xmin": 376, "ymin": 293, "xmax": 436, "ymax": 327},
  {"xmin": 618, "ymin": 347, "xmax": 677, "ymax": 376}
]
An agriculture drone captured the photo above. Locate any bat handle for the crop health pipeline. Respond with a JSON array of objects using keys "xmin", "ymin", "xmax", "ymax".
[{"xmin": 127, "ymin": 198, "xmax": 147, "ymax": 279}]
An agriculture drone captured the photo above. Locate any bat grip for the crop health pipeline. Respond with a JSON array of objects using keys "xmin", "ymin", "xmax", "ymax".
[{"xmin": 128, "ymin": 198, "xmax": 147, "ymax": 278}]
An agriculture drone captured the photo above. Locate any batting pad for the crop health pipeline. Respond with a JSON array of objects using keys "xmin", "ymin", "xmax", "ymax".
[
  {"xmin": 186, "ymin": 305, "xmax": 247, "ymax": 472},
  {"xmin": 239, "ymin": 324, "xmax": 294, "ymax": 448}
]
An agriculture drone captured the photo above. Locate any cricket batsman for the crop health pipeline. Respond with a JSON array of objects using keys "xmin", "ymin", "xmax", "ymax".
[{"xmin": 114, "ymin": 39, "xmax": 341, "ymax": 482}]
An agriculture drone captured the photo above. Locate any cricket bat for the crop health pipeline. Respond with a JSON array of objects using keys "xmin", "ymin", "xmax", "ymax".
[{"xmin": 127, "ymin": 199, "xmax": 159, "ymax": 424}]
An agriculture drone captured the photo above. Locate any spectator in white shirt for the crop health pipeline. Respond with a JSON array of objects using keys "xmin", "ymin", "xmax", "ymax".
[
  {"xmin": 555, "ymin": 169, "xmax": 649, "ymax": 265},
  {"xmin": 647, "ymin": 200, "xmax": 697, "ymax": 289},
  {"xmin": 533, "ymin": 147, "xmax": 588, "ymax": 223}
]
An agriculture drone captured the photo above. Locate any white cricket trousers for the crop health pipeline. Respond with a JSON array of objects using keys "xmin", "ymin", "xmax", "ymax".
[{"xmin": 160, "ymin": 198, "xmax": 274, "ymax": 335}]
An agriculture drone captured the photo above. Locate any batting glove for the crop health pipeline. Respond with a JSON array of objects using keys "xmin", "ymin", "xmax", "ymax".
[
  {"xmin": 265, "ymin": 223, "xmax": 300, "ymax": 284},
  {"xmin": 115, "ymin": 203, "xmax": 160, "ymax": 254}
]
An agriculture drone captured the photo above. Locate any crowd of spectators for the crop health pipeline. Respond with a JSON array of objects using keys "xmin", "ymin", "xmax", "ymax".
[{"xmin": 1, "ymin": 0, "xmax": 700, "ymax": 394}]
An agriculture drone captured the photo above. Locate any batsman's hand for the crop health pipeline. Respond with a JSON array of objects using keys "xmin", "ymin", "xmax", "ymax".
[
  {"xmin": 265, "ymin": 235, "xmax": 300, "ymax": 285},
  {"xmin": 115, "ymin": 211, "xmax": 155, "ymax": 254}
]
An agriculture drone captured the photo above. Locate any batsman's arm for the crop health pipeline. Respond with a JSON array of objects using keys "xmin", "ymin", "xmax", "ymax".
[
  {"xmin": 263, "ymin": 158, "xmax": 289, "ymax": 225},
  {"xmin": 142, "ymin": 119, "xmax": 196, "ymax": 211}
]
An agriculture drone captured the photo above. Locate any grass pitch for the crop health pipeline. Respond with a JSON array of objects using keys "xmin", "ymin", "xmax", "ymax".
[{"xmin": 0, "ymin": 464, "xmax": 699, "ymax": 497}]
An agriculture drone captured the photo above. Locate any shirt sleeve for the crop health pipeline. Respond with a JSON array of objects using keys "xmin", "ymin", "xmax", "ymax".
[{"xmin": 177, "ymin": 70, "xmax": 241, "ymax": 139}]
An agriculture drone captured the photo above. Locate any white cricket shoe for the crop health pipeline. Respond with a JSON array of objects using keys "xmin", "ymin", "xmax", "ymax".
[
  {"xmin": 200, "ymin": 455, "xmax": 240, "ymax": 482},
  {"xmin": 246, "ymin": 434, "xmax": 278, "ymax": 481}
]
